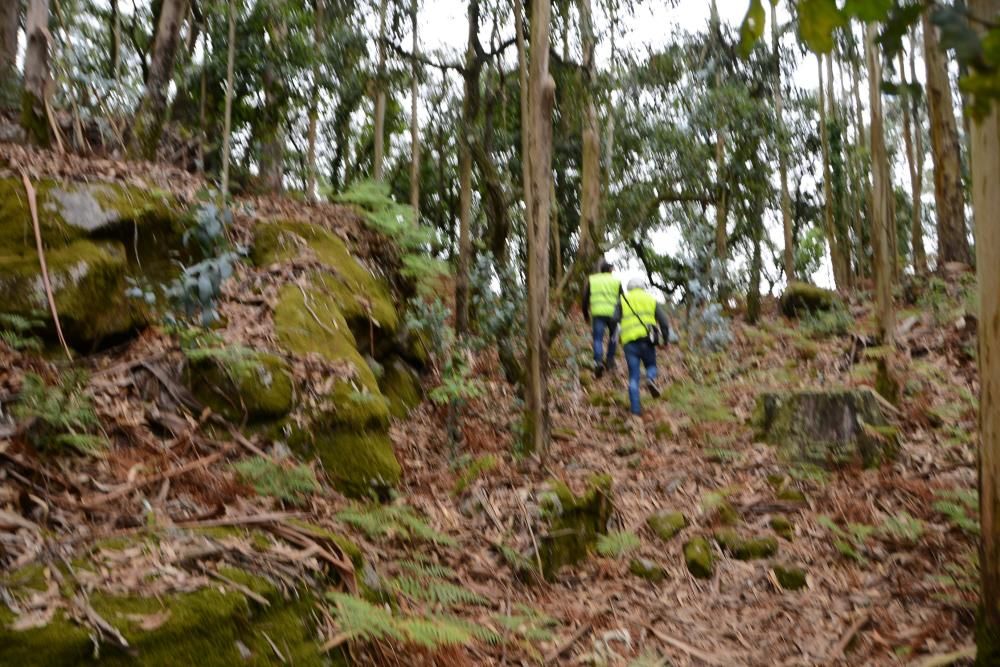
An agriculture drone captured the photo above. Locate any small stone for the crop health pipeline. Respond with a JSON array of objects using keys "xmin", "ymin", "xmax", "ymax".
[
  {"xmin": 683, "ymin": 537, "xmax": 715, "ymax": 579},
  {"xmin": 629, "ymin": 558, "xmax": 666, "ymax": 583},
  {"xmin": 646, "ymin": 511, "xmax": 687, "ymax": 542},
  {"xmin": 771, "ymin": 516, "xmax": 795, "ymax": 541},
  {"xmin": 714, "ymin": 528, "xmax": 778, "ymax": 560},
  {"xmin": 773, "ymin": 565, "xmax": 808, "ymax": 590}
]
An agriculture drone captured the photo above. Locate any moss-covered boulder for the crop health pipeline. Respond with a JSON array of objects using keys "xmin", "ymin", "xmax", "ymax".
[
  {"xmin": 773, "ymin": 564, "xmax": 808, "ymax": 591},
  {"xmin": 629, "ymin": 558, "xmax": 666, "ymax": 583},
  {"xmin": 380, "ymin": 356, "xmax": 423, "ymax": 418},
  {"xmin": 0, "ymin": 566, "xmax": 328, "ymax": 666},
  {"xmin": 289, "ymin": 426, "xmax": 400, "ymax": 499},
  {"xmin": 753, "ymin": 388, "xmax": 899, "ymax": 468},
  {"xmin": 771, "ymin": 516, "xmax": 795, "ymax": 541},
  {"xmin": 253, "ymin": 220, "xmax": 398, "ymax": 351},
  {"xmin": 714, "ymin": 528, "xmax": 779, "ymax": 560},
  {"xmin": 647, "ymin": 511, "xmax": 687, "ymax": 542},
  {"xmin": 0, "ymin": 178, "xmax": 187, "ymax": 347},
  {"xmin": 780, "ymin": 282, "xmax": 840, "ymax": 318},
  {"xmin": 683, "ymin": 537, "xmax": 715, "ymax": 579},
  {"xmin": 536, "ymin": 475, "xmax": 614, "ymax": 581},
  {"xmin": 185, "ymin": 351, "xmax": 294, "ymax": 423}
]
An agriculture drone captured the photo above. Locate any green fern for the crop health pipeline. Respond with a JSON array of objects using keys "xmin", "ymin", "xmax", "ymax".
[
  {"xmin": 398, "ymin": 559, "xmax": 457, "ymax": 580},
  {"xmin": 336, "ymin": 504, "xmax": 456, "ymax": 546},
  {"xmin": 493, "ymin": 605, "xmax": 559, "ymax": 643},
  {"xmin": 880, "ymin": 512, "xmax": 925, "ymax": 543},
  {"xmin": 232, "ymin": 456, "xmax": 318, "ymax": 504},
  {"xmin": 0, "ymin": 313, "xmax": 44, "ymax": 352},
  {"xmin": 326, "ymin": 592, "xmax": 405, "ymax": 644},
  {"xmin": 596, "ymin": 531, "xmax": 641, "ymax": 558},
  {"xmin": 817, "ymin": 515, "xmax": 871, "ymax": 564},
  {"xmin": 390, "ymin": 576, "xmax": 489, "ymax": 608},
  {"xmin": 13, "ymin": 372, "xmax": 107, "ymax": 456},
  {"xmin": 452, "ymin": 454, "xmax": 498, "ymax": 495}
]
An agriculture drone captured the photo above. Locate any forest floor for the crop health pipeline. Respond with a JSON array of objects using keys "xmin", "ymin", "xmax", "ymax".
[
  {"xmin": 396, "ymin": 289, "xmax": 981, "ymax": 666},
  {"xmin": 0, "ymin": 142, "xmax": 983, "ymax": 666}
]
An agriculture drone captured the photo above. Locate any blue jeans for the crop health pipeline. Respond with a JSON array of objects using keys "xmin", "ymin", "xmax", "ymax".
[
  {"xmin": 592, "ymin": 316, "xmax": 618, "ymax": 367},
  {"xmin": 624, "ymin": 339, "xmax": 657, "ymax": 415}
]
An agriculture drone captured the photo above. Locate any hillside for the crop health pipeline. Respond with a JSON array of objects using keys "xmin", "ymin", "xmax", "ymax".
[{"xmin": 0, "ymin": 143, "xmax": 984, "ymax": 666}]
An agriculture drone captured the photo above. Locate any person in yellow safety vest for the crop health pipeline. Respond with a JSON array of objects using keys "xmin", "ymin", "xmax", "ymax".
[
  {"xmin": 620, "ymin": 277, "xmax": 671, "ymax": 416},
  {"xmin": 582, "ymin": 258, "xmax": 622, "ymax": 378}
]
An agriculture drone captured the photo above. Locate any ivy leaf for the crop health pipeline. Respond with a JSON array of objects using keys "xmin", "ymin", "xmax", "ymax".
[
  {"xmin": 797, "ymin": 0, "xmax": 846, "ymax": 54},
  {"xmin": 842, "ymin": 0, "xmax": 892, "ymax": 23},
  {"xmin": 739, "ymin": 0, "xmax": 766, "ymax": 57}
]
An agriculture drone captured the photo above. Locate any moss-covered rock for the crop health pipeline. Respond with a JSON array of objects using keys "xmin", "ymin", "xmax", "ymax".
[
  {"xmin": 714, "ymin": 528, "xmax": 779, "ymax": 560},
  {"xmin": 185, "ymin": 351, "xmax": 294, "ymax": 422},
  {"xmin": 289, "ymin": 425, "xmax": 399, "ymax": 499},
  {"xmin": 0, "ymin": 178, "xmax": 187, "ymax": 347},
  {"xmin": 683, "ymin": 537, "xmax": 715, "ymax": 579},
  {"xmin": 780, "ymin": 282, "xmax": 840, "ymax": 318},
  {"xmin": 0, "ymin": 566, "xmax": 328, "ymax": 666},
  {"xmin": 0, "ymin": 240, "xmax": 146, "ymax": 346},
  {"xmin": 773, "ymin": 564, "xmax": 808, "ymax": 591},
  {"xmin": 629, "ymin": 558, "xmax": 666, "ymax": 583},
  {"xmin": 253, "ymin": 220, "xmax": 398, "ymax": 349},
  {"xmin": 379, "ymin": 356, "xmax": 423, "ymax": 418},
  {"xmin": 536, "ymin": 475, "xmax": 614, "ymax": 581},
  {"xmin": 771, "ymin": 516, "xmax": 795, "ymax": 541},
  {"xmin": 646, "ymin": 511, "xmax": 687, "ymax": 542},
  {"xmin": 753, "ymin": 388, "xmax": 899, "ymax": 468}
]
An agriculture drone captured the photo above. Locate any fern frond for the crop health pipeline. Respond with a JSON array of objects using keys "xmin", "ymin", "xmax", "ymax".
[
  {"xmin": 596, "ymin": 531, "xmax": 641, "ymax": 558},
  {"xmin": 397, "ymin": 615, "xmax": 475, "ymax": 648},
  {"xmin": 326, "ymin": 592, "xmax": 405, "ymax": 644},
  {"xmin": 398, "ymin": 559, "xmax": 457, "ymax": 580},
  {"xmin": 390, "ymin": 576, "xmax": 489, "ymax": 608},
  {"xmin": 233, "ymin": 456, "xmax": 318, "ymax": 504}
]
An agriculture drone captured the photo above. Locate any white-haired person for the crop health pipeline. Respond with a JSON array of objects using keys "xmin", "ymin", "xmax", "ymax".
[{"xmin": 618, "ymin": 277, "xmax": 671, "ymax": 416}]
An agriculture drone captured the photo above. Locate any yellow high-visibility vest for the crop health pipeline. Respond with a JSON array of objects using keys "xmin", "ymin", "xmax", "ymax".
[
  {"xmin": 620, "ymin": 288, "xmax": 657, "ymax": 345},
  {"xmin": 589, "ymin": 273, "xmax": 620, "ymax": 318}
]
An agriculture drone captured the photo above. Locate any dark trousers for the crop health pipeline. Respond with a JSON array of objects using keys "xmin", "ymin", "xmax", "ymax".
[
  {"xmin": 592, "ymin": 316, "xmax": 618, "ymax": 367},
  {"xmin": 624, "ymin": 338, "xmax": 657, "ymax": 415}
]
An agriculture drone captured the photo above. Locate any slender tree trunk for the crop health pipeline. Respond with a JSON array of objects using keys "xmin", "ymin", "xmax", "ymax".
[
  {"xmin": 220, "ymin": 0, "xmax": 237, "ymax": 198},
  {"xmin": 372, "ymin": 0, "xmax": 388, "ymax": 181},
  {"xmin": 305, "ymin": 0, "xmax": 325, "ymax": 199},
  {"xmin": 827, "ymin": 47, "xmax": 853, "ymax": 288},
  {"xmin": 109, "ymin": 0, "xmax": 121, "ymax": 80},
  {"xmin": 129, "ymin": 0, "xmax": 191, "ymax": 159},
  {"xmin": 900, "ymin": 46, "xmax": 928, "ymax": 275},
  {"xmin": 865, "ymin": 24, "xmax": 895, "ymax": 345},
  {"xmin": 923, "ymin": 10, "xmax": 973, "ymax": 268},
  {"xmin": 578, "ymin": 0, "xmax": 600, "ymax": 263},
  {"xmin": 819, "ymin": 53, "xmax": 844, "ymax": 290},
  {"xmin": 772, "ymin": 1, "xmax": 794, "ymax": 281},
  {"xmin": 714, "ymin": 123, "xmax": 728, "ymax": 262},
  {"xmin": 525, "ymin": 0, "xmax": 555, "ymax": 456},
  {"xmin": 968, "ymin": 2, "xmax": 1000, "ymax": 662},
  {"xmin": 515, "ymin": 0, "xmax": 532, "ymax": 233},
  {"xmin": 455, "ymin": 0, "xmax": 481, "ymax": 336},
  {"xmin": 0, "ymin": 0, "xmax": 17, "ymax": 82},
  {"xmin": 747, "ymin": 213, "xmax": 763, "ymax": 324},
  {"xmin": 259, "ymin": 21, "xmax": 286, "ymax": 193},
  {"xmin": 850, "ymin": 47, "xmax": 872, "ymax": 280},
  {"xmin": 409, "ymin": 0, "xmax": 421, "ymax": 221},
  {"xmin": 22, "ymin": 0, "xmax": 51, "ymax": 146}
]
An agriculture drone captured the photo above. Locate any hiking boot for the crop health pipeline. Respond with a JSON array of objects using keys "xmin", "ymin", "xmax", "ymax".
[
  {"xmin": 594, "ymin": 362, "xmax": 605, "ymax": 379},
  {"xmin": 647, "ymin": 378, "xmax": 662, "ymax": 399}
]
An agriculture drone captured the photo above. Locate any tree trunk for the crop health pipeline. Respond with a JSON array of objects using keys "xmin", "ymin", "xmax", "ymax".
[
  {"xmin": 772, "ymin": 1, "xmax": 794, "ymax": 282},
  {"xmin": 21, "ymin": 0, "xmax": 51, "ymax": 146},
  {"xmin": 197, "ymin": 25, "xmax": 207, "ymax": 174},
  {"xmin": 819, "ymin": 53, "xmax": 844, "ymax": 290},
  {"xmin": 850, "ymin": 46, "xmax": 871, "ymax": 280},
  {"xmin": 259, "ymin": 20, "xmax": 286, "ymax": 193},
  {"xmin": 578, "ymin": 0, "xmax": 600, "ymax": 263},
  {"xmin": 923, "ymin": 10, "xmax": 973, "ymax": 268},
  {"xmin": 900, "ymin": 45, "xmax": 928, "ymax": 275},
  {"xmin": 455, "ymin": 0, "xmax": 481, "ymax": 336},
  {"xmin": 827, "ymin": 47, "xmax": 853, "ymax": 288},
  {"xmin": 0, "ymin": 0, "xmax": 16, "ymax": 77},
  {"xmin": 525, "ymin": 0, "xmax": 555, "ymax": 456},
  {"xmin": 129, "ymin": 0, "xmax": 191, "ymax": 160},
  {"xmin": 865, "ymin": 24, "xmax": 895, "ymax": 346},
  {"xmin": 409, "ymin": 0, "xmax": 421, "ymax": 222},
  {"xmin": 372, "ymin": 0, "xmax": 389, "ymax": 181},
  {"xmin": 220, "ymin": 0, "xmax": 237, "ymax": 198},
  {"xmin": 968, "ymin": 2, "xmax": 1000, "ymax": 662},
  {"xmin": 109, "ymin": 0, "xmax": 121, "ymax": 79},
  {"xmin": 515, "ymin": 0, "xmax": 532, "ymax": 234},
  {"xmin": 714, "ymin": 123, "xmax": 728, "ymax": 262},
  {"xmin": 747, "ymin": 214, "xmax": 763, "ymax": 324},
  {"xmin": 305, "ymin": 0, "xmax": 325, "ymax": 199}
]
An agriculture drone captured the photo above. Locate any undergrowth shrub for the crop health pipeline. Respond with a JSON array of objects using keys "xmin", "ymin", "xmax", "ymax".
[
  {"xmin": 799, "ymin": 303, "xmax": 852, "ymax": 339},
  {"xmin": 13, "ymin": 371, "xmax": 107, "ymax": 455},
  {"xmin": 596, "ymin": 531, "xmax": 641, "ymax": 558}
]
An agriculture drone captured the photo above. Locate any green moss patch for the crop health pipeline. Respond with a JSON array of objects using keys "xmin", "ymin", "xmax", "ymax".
[
  {"xmin": 290, "ymin": 426, "xmax": 400, "ymax": 499},
  {"xmin": 186, "ymin": 351, "xmax": 294, "ymax": 422},
  {"xmin": 773, "ymin": 565, "xmax": 808, "ymax": 591},
  {"xmin": 662, "ymin": 380, "xmax": 735, "ymax": 424},
  {"xmin": 380, "ymin": 357, "xmax": 423, "ymax": 418},
  {"xmin": 683, "ymin": 537, "xmax": 715, "ymax": 579},
  {"xmin": 536, "ymin": 475, "xmax": 614, "ymax": 581},
  {"xmin": 646, "ymin": 511, "xmax": 687, "ymax": 542},
  {"xmin": 629, "ymin": 558, "xmax": 666, "ymax": 583},
  {"xmin": 714, "ymin": 528, "xmax": 778, "ymax": 560},
  {"xmin": 780, "ymin": 282, "xmax": 841, "ymax": 318},
  {"xmin": 771, "ymin": 516, "xmax": 795, "ymax": 541}
]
